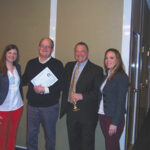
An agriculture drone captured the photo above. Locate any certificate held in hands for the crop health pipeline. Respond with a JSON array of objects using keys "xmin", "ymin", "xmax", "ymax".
[{"xmin": 31, "ymin": 67, "xmax": 58, "ymax": 87}]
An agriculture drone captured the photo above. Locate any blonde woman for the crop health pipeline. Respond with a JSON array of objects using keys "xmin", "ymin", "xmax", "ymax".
[{"xmin": 98, "ymin": 48, "xmax": 128, "ymax": 150}]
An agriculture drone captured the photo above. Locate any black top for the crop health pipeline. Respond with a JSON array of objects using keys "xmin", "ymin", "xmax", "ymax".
[{"xmin": 22, "ymin": 57, "xmax": 64, "ymax": 107}]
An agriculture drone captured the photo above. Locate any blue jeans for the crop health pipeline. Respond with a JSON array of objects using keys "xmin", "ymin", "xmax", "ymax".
[{"xmin": 27, "ymin": 104, "xmax": 59, "ymax": 150}]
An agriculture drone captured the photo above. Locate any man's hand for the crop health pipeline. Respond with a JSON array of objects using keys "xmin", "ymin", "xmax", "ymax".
[
  {"xmin": 33, "ymin": 85, "xmax": 45, "ymax": 94},
  {"xmin": 70, "ymin": 93, "xmax": 83, "ymax": 103}
]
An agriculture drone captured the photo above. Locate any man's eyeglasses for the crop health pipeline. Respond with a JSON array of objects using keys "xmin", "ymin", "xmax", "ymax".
[{"xmin": 40, "ymin": 45, "xmax": 52, "ymax": 49}]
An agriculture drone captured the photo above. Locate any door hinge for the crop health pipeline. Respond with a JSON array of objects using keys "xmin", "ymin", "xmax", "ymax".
[
  {"xmin": 147, "ymin": 50, "xmax": 150, "ymax": 56},
  {"xmin": 142, "ymin": 46, "xmax": 144, "ymax": 53}
]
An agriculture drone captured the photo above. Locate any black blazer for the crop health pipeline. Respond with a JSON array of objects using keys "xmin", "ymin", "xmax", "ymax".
[
  {"xmin": 102, "ymin": 72, "xmax": 129, "ymax": 126},
  {"xmin": 60, "ymin": 60, "xmax": 104, "ymax": 123},
  {"xmin": 0, "ymin": 64, "xmax": 23, "ymax": 105}
]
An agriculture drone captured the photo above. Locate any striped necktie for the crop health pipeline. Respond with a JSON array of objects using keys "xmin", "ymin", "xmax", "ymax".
[{"xmin": 69, "ymin": 63, "xmax": 80, "ymax": 97}]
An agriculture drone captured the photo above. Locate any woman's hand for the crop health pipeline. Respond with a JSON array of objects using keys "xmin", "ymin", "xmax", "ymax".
[
  {"xmin": 0, "ymin": 116, "xmax": 3, "ymax": 125},
  {"xmin": 108, "ymin": 124, "xmax": 117, "ymax": 136}
]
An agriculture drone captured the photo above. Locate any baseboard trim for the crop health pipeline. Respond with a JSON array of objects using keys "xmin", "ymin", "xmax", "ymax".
[{"xmin": 16, "ymin": 145, "xmax": 27, "ymax": 150}]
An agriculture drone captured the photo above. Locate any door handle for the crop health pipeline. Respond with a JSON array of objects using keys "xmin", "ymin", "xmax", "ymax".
[{"xmin": 132, "ymin": 88, "xmax": 140, "ymax": 93}]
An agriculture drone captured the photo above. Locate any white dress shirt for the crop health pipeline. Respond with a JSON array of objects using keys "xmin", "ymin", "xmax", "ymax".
[
  {"xmin": 68, "ymin": 59, "xmax": 88, "ymax": 102},
  {"xmin": 98, "ymin": 70, "xmax": 111, "ymax": 114}
]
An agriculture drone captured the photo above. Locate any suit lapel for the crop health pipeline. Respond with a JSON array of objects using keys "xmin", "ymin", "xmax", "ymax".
[
  {"xmin": 76, "ymin": 60, "xmax": 90, "ymax": 85},
  {"xmin": 67, "ymin": 60, "xmax": 91, "ymax": 91},
  {"xmin": 68, "ymin": 62, "xmax": 76, "ymax": 84}
]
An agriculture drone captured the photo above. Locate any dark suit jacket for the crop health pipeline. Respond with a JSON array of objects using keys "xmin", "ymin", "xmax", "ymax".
[
  {"xmin": 0, "ymin": 64, "xmax": 23, "ymax": 105},
  {"xmin": 60, "ymin": 60, "xmax": 103, "ymax": 123},
  {"xmin": 102, "ymin": 72, "xmax": 129, "ymax": 126}
]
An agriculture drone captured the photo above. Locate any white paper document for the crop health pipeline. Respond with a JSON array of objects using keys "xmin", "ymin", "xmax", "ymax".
[{"xmin": 31, "ymin": 67, "xmax": 58, "ymax": 87}]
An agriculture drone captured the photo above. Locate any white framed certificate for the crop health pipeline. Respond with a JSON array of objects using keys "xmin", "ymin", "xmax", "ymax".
[{"xmin": 31, "ymin": 67, "xmax": 58, "ymax": 87}]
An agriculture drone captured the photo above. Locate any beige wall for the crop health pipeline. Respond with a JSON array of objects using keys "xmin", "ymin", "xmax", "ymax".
[
  {"xmin": 0, "ymin": 0, "xmax": 123, "ymax": 149},
  {"xmin": 0, "ymin": 0, "xmax": 50, "ymax": 70},
  {"xmin": 56, "ymin": 0, "xmax": 123, "ymax": 67},
  {"xmin": 0, "ymin": 0, "xmax": 50, "ymax": 149}
]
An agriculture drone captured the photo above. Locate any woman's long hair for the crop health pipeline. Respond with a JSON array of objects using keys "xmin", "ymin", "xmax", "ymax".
[
  {"xmin": 104, "ymin": 48, "xmax": 125, "ymax": 81},
  {"xmin": 0, "ymin": 44, "xmax": 19, "ymax": 76}
]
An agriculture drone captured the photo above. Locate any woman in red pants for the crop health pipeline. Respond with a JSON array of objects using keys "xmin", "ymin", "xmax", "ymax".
[{"xmin": 0, "ymin": 44, "xmax": 23, "ymax": 150}]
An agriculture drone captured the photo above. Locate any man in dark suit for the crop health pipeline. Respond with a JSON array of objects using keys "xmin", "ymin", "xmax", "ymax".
[{"xmin": 60, "ymin": 42, "xmax": 104, "ymax": 150}]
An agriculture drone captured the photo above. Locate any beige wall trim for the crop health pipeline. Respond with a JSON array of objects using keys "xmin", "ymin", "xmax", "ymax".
[
  {"xmin": 49, "ymin": 0, "xmax": 58, "ymax": 57},
  {"xmin": 16, "ymin": 145, "xmax": 27, "ymax": 149},
  {"xmin": 120, "ymin": 0, "xmax": 132, "ymax": 149}
]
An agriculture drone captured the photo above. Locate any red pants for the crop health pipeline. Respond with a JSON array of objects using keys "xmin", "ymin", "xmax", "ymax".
[
  {"xmin": 99, "ymin": 114, "xmax": 125, "ymax": 150},
  {"xmin": 0, "ymin": 106, "xmax": 23, "ymax": 150}
]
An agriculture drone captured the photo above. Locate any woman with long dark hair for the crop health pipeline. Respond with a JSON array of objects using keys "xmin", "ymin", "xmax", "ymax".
[
  {"xmin": 0, "ymin": 44, "xmax": 23, "ymax": 150},
  {"xmin": 98, "ymin": 48, "xmax": 128, "ymax": 150}
]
